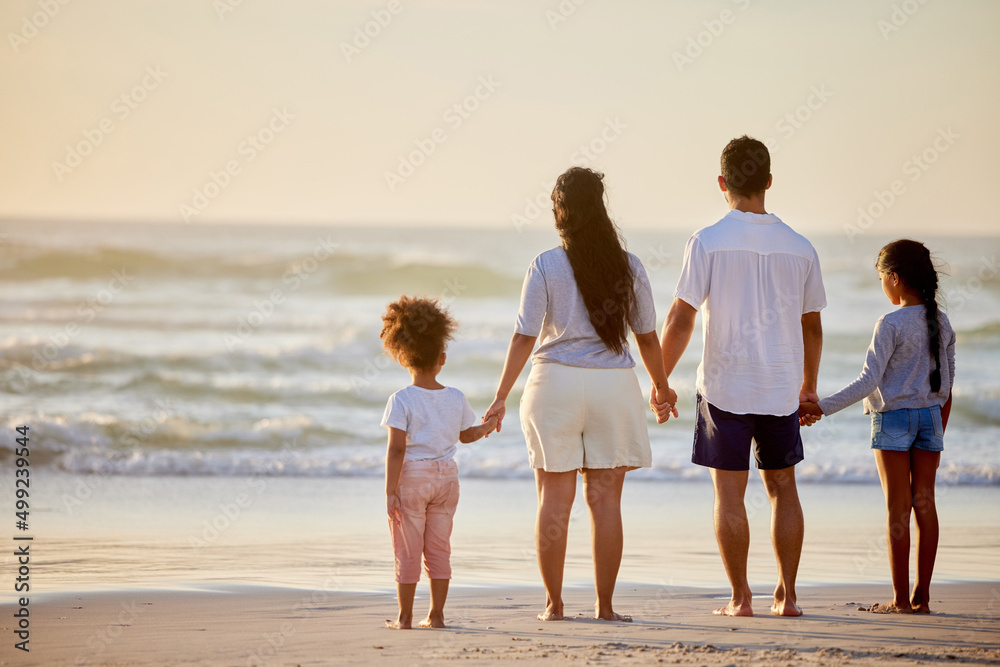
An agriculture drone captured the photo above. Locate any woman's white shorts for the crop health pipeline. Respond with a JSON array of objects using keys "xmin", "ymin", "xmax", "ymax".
[{"xmin": 519, "ymin": 362, "xmax": 652, "ymax": 473}]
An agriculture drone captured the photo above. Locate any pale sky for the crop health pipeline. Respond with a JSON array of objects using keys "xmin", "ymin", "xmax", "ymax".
[{"xmin": 2, "ymin": 0, "xmax": 998, "ymax": 234}]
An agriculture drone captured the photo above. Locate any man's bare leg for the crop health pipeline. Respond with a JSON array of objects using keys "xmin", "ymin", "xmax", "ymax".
[
  {"xmin": 419, "ymin": 579, "xmax": 449, "ymax": 628},
  {"xmin": 535, "ymin": 469, "xmax": 577, "ymax": 621},
  {"xmin": 710, "ymin": 468, "xmax": 753, "ymax": 616},
  {"xmin": 760, "ymin": 466, "xmax": 804, "ymax": 616}
]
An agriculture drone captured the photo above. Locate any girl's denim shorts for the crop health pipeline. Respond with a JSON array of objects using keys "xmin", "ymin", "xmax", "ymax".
[{"xmin": 870, "ymin": 405, "xmax": 944, "ymax": 452}]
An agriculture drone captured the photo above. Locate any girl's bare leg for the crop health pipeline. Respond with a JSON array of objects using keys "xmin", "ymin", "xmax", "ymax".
[
  {"xmin": 910, "ymin": 449, "xmax": 940, "ymax": 613},
  {"xmin": 873, "ymin": 450, "xmax": 914, "ymax": 613}
]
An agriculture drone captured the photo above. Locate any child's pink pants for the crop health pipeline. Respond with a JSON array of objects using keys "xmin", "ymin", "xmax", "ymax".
[{"xmin": 390, "ymin": 459, "xmax": 460, "ymax": 584}]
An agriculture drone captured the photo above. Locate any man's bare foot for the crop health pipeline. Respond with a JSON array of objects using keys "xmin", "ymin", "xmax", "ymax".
[
  {"xmin": 910, "ymin": 592, "xmax": 931, "ymax": 614},
  {"xmin": 866, "ymin": 602, "xmax": 913, "ymax": 614},
  {"xmin": 418, "ymin": 613, "xmax": 446, "ymax": 629},
  {"xmin": 537, "ymin": 607, "xmax": 568, "ymax": 621},
  {"xmin": 771, "ymin": 600, "xmax": 803, "ymax": 616},
  {"xmin": 713, "ymin": 601, "xmax": 753, "ymax": 617},
  {"xmin": 385, "ymin": 617, "xmax": 412, "ymax": 629}
]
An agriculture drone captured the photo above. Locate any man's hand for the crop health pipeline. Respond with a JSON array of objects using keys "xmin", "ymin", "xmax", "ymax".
[
  {"xmin": 650, "ymin": 384, "xmax": 679, "ymax": 423},
  {"xmin": 798, "ymin": 391, "xmax": 821, "ymax": 426}
]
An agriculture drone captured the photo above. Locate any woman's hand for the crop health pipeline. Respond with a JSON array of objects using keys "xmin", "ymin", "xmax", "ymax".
[
  {"xmin": 649, "ymin": 384, "xmax": 678, "ymax": 423},
  {"xmin": 483, "ymin": 398, "xmax": 506, "ymax": 432}
]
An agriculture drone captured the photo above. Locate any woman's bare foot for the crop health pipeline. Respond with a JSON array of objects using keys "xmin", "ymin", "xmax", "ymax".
[
  {"xmin": 771, "ymin": 600, "xmax": 803, "ymax": 616},
  {"xmin": 713, "ymin": 601, "xmax": 753, "ymax": 617},
  {"xmin": 866, "ymin": 602, "xmax": 913, "ymax": 614},
  {"xmin": 385, "ymin": 613, "xmax": 413, "ymax": 629},
  {"xmin": 596, "ymin": 610, "xmax": 632, "ymax": 622},
  {"xmin": 418, "ymin": 613, "xmax": 446, "ymax": 629},
  {"xmin": 537, "ymin": 605, "xmax": 568, "ymax": 621}
]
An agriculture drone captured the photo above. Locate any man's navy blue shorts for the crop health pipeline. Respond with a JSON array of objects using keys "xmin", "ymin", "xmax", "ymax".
[{"xmin": 691, "ymin": 393, "xmax": 804, "ymax": 471}]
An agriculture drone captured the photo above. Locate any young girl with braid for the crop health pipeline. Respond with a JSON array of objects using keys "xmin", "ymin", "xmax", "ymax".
[{"xmin": 800, "ymin": 240, "xmax": 955, "ymax": 614}]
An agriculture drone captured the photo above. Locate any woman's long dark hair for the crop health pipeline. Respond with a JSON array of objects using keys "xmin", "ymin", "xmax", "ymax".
[
  {"xmin": 552, "ymin": 167, "xmax": 634, "ymax": 355},
  {"xmin": 876, "ymin": 239, "xmax": 942, "ymax": 392}
]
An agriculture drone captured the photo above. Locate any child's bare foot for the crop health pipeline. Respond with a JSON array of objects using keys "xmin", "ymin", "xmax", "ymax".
[
  {"xmin": 713, "ymin": 601, "xmax": 753, "ymax": 617},
  {"xmin": 865, "ymin": 602, "xmax": 913, "ymax": 614},
  {"xmin": 418, "ymin": 613, "xmax": 446, "ymax": 629},
  {"xmin": 385, "ymin": 614, "xmax": 413, "ymax": 629}
]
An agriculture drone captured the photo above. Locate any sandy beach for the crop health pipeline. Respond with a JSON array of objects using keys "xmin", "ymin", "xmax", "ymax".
[
  {"xmin": 1, "ymin": 473, "xmax": 998, "ymax": 665},
  {"xmin": 4, "ymin": 582, "xmax": 999, "ymax": 666}
]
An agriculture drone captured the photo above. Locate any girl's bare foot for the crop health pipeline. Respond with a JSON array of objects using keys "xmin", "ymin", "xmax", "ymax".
[
  {"xmin": 385, "ymin": 614, "xmax": 413, "ymax": 629},
  {"xmin": 713, "ymin": 601, "xmax": 753, "ymax": 617},
  {"xmin": 866, "ymin": 602, "xmax": 913, "ymax": 614},
  {"xmin": 418, "ymin": 613, "xmax": 446, "ymax": 628}
]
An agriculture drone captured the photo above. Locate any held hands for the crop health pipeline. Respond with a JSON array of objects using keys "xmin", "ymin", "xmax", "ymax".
[
  {"xmin": 649, "ymin": 384, "xmax": 679, "ymax": 424},
  {"xmin": 481, "ymin": 412, "xmax": 500, "ymax": 438},
  {"xmin": 483, "ymin": 398, "xmax": 505, "ymax": 433},
  {"xmin": 798, "ymin": 391, "xmax": 822, "ymax": 427}
]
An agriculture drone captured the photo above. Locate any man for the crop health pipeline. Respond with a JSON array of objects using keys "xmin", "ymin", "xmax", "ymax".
[{"xmin": 657, "ymin": 136, "xmax": 825, "ymax": 617}]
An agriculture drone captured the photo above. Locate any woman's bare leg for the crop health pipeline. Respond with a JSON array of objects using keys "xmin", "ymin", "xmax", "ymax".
[
  {"xmin": 582, "ymin": 467, "xmax": 627, "ymax": 620},
  {"xmin": 535, "ymin": 469, "xmax": 578, "ymax": 620}
]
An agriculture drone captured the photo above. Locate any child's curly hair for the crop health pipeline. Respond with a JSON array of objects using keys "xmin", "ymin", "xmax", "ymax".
[{"xmin": 380, "ymin": 296, "xmax": 457, "ymax": 371}]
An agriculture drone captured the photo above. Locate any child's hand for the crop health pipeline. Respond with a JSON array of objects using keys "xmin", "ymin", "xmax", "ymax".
[
  {"xmin": 798, "ymin": 401, "xmax": 822, "ymax": 427},
  {"xmin": 483, "ymin": 398, "xmax": 505, "ymax": 432},
  {"xmin": 387, "ymin": 493, "xmax": 401, "ymax": 525},
  {"xmin": 482, "ymin": 413, "xmax": 500, "ymax": 437}
]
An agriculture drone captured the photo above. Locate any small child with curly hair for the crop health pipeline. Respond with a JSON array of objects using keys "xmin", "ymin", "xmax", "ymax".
[{"xmin": 379, "ymin": 296, "xmax": 498, "ymax": 629}]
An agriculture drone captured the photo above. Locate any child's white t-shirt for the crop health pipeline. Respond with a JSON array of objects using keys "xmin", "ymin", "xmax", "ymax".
[{"xmin": 381, "ymin": 386, "xmax": 477, "ymax": 461}]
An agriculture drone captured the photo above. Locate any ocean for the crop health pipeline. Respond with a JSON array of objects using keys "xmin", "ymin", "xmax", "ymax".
[{"xmin": 2, "ymin": 219, "xmax": 998, "ymax": 487}]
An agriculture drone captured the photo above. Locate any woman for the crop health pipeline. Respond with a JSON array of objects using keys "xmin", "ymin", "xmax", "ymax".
[{"xmin": 484, "ymin": 167, "xmax": 675, "ymax": 622}]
